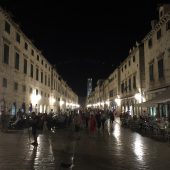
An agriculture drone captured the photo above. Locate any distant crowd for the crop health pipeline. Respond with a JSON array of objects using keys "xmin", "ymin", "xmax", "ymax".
[{"xmin": 0, "ymin": 108, "xmax": 117, "ymax": 145}]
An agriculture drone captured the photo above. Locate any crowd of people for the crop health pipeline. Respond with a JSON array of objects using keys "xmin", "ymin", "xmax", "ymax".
[{"xmin": 0, "ymin": 108, "xmax": 117, "ymax": 146}]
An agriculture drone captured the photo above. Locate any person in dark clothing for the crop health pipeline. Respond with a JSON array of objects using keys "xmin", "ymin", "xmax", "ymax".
[
  {"xmin": 95, "ymin": 112, "xmax": 101, "ymax": 131},
  {"xmin": 31, "ymin": 112, "xmax": 39, "ymax": 146},
  {"xmin": 101, "ymin": 112, "xmax": 106, "ymax": 131},
  {"xmin": 110, "ymin": 111, "xmax": 115, "ymax": 124}
]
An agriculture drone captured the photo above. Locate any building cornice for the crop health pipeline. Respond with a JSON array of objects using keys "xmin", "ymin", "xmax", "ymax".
[{"xmin": 142, "ymin": 12, "xmax": 170, "ymax": 42}]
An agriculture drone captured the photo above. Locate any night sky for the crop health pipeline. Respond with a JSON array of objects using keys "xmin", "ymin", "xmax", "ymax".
[{"xmin": 0, "ymin": 0, "xmax": 169, "ymax": 97}]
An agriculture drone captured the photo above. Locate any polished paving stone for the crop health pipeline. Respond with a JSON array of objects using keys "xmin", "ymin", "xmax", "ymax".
[{"xmin": 1, "ymin": 119, "xmax": 170, "ymax": 170}]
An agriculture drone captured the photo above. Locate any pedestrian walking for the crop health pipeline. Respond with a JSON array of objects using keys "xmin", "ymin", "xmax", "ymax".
[
  {"xmin": 110, "ymin": 111, "xmax": 115, "ymax": 124},
  {"xmin": 101, "ymin": 112, "xmax": 106, "ymax": 131},
  {"xmin": 95, "ymin": 111, "xmax": 101, "ymax": 131},
  {"xmin": 73, "ymin": 113, "xmax": 82, "ymax": 132},
  {"xmin": 89, "ymin": 114, "xmax": 96, "ymax": 135},
  {"xmin": 30, "ymin": 112, "xmax": 39, "ymax": 146}
]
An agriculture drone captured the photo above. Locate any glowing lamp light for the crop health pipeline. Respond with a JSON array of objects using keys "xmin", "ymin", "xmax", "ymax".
[
  {"xmin": 101, "ymin": 102, "xmax": 104, "ymax": 106},
  {"xmin": 105, "ymin": 100, "xmax": 110, "ymax": 106},
  {"xmin": 59, "ymin": 100, "xmax": 64, "ymax": 106},
  {"xmin": 49, "ymin": 97, "xmax": 56, "ymax": 105},
  {"xmin": 135, "ymin": 93, "xmax": 141, "ymax": 100},
  {"xmin": 76, "ymin": 104, "xmax": 80, "ymax": 108},
  {"xmin": 115, "ymin": 98, "xmax": 121, "ymax": 106},
  {"xmin": 30, "ymin": 91, "xmax": 41, "ymax": 106}
]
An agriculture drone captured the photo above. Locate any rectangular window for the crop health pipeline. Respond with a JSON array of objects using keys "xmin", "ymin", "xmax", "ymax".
[
  {"xmin": 30, "ymin": 64, "xmax": 33, "ymax": 78},
  {"xmin": 129, "ymin": 78, "xmax": 131, "ymax": 91},
  {"xmin": 166, "ymin": 20, "xmax": 170, "ymax": 31},
  {"xmin": 133, "ymin": 75, "xmax": 136, "ymax": 89},
  {"xmin": 133, "ymin": 56, "xmax": 135, "ymax": 62},
  {"xmin": 157, "ymin": 29, "xmax": 161, "ymax": 40},
  {"xmin": 16, "ymin": 33, "xmax": 20, "ymax": 43},
  {"xmin": 29, "ymin": 87, "xmax": 32, "ymax": 94},
  {"xmin": 45, "ymin": 74, "xmax": 47, "ymax": 85},
  {"xmin": 24, "ymin": 59, "xmax": 27, "ymax": 74},
  {"xmin": 15, "ymin": 52, "xmax": 19, "ymax": 70},
  {"xmin": 158, "ymin": 58, "xmax": 164, "ymax": 79},
  {"xmin": 148, "ymin": 38, "xmax": 152, "ymax": 48},
  {"xmin": 149, "ymin": 64, "xmax": 154, "ymax": 81},
  {"xmin": 14, "ymin": 82, "xmax": 18, "ymax": 91},
  {"xmin": 41, "ymin": 71, "xmax": 43, "ymax": 83},
  {"xmin": 48, "ymin": 76, "xmax": 50, "ymax": 87},
  {"xmin": 109, "ymin": 90, "xmax": 113, "ymax": 97},
  {"xmin": 121, "ymin": 83, "xmax": 124, "ymax": 93},
  {"xmin": 2, "ymin": 78, "xmax": 7, "ymax": 88},
  {"xmin": 37, "ymin": 55, "xmax": 39, "ymax": 61},
  {"xmin": 54, "ymin": 80, "xmax": 55, "ymax": 90},
  {"xmin": 41, "ymin": 60, "xmax": 43, "ymax": 65},
  {"xmin": 129, "ymin": 60, "xmax": 131, "ymax": 66},
  {"xmin": 56, "ymin": 83, "xmax": 57, "ymax": 90},
  {"xmin": 5, "ymin": 21, "xmax": 10, "ymax": 34},
  {"xmin": 36, "ymin": 89, "xmax": 38, "ymax": 95},
  {"xmin": 31, "ymin": 49, "xmax": 34, "ymax": 56},
  {"xmin": 36, "ymin": 68, "xmax": 39, "ymax": 81},
  {"xmin": 3, "ymin": 44, "xmax": 9, "ymax": 64},
  {"xmin": 22, "ymin": 85, "xmax": 26, "ymax": 92},
  {"xmin": 24, "ymin": 42, "xmax": 28, "ymax": 50},
  {"xmin": 124, "ymin": 81, "xmax": 127, "ymax": 92}
]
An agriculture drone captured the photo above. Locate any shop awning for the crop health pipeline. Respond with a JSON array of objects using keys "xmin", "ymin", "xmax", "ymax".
[
  {"xmin": 136, "ymin": 100, "xmax": 158, "ymax": 107},
  {"xmin": 151, "ymin": 88, "xmax": 170, "ymax": 103},
  {"xmin": 137, "ymin": 88, "xmax": 170, "ymax": 107}
]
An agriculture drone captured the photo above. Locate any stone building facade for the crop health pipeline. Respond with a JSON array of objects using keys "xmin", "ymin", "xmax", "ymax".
[
  {"xmin": 0, "ymin": 7, "xmax": 78, "ymax": 115},
  {"xmin": 87, "ymin": 4, "xmax": 170, "ymax": 119},
  {"xmin": 142, "ymin": 4, "xmax": 170, "ymax": 118}
]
